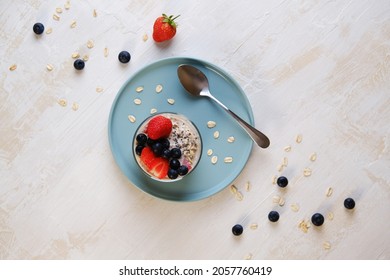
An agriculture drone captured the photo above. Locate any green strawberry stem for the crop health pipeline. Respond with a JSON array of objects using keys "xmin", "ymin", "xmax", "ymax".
[{"xmin": 162, "ymin": 14, "xmax": 180, "ymax": 28}]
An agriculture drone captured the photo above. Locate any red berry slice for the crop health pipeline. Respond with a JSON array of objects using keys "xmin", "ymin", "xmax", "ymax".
[
  {"xmin": 149, "ymin": 158, "xmax": 169, "ymax": 179},
  {"xmin": 140, "ymin": 146, "xmax": 155, "ymax": 169}
]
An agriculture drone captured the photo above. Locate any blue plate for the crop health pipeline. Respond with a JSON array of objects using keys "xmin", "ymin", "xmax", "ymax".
[{"xmin": 108, "ymin": 57, "xmax": 254, "ymax": 201}]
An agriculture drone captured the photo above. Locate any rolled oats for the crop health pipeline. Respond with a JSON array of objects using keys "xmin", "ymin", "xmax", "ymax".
[
  {"xmin": 135, "ymin": 86, "xmax": 144, "ymax": 93},
  {"xmin": 142, "ymin": 34, "xmax": 148, "ymax": 42},
  {"xmin": 235, "ymin": 191, "xmax": 243, "ymax": 201},
  {"xmin": 72, "ymin": 102, "xmax": 79, "ymax": 111},
  {"xmin": 303, "ymin": 168, "xmax": 312, "ymax": 177},
  {"xmin": 46, "ymin": 64, "xmax": 54, "ymax": 71},
  {"xmin": 150, "ymin": 108, "xmax": 157, "ymax": 114},
  {"xmin": 53, "ymin": 14, "xmax": 60, "ymax": 21},
  {"xmin": 310, "ymin": 152, "xmax": 317, "ymax": 161},
  {"xmin": 284, "ymin": 145, "xmax": 292, "ymax": 152},
  {"xmin": 96, "ymin": 87, "xmax": 104, "ymax": 93},
  {"xmin": 58, "ymin": 98, "xmax": 67, "ymax": 107},
  {"xmin": 213, "ymin": 131, "xmax": 220, "ymax": 139},
  {"xmin": 71, "ymin": 52, "xmax": 80, "ymax": 59},
  {"xmin": 82, "ymin": 54, "xmax": 89, "ymax": 61},
  {"xmin": 9, "ymin": 64, "xmax": 17, "ymax": 71},
  {"xmin": 56, "ymin": 7, "xmax": 63, "ymax": 14},
  {"xmin": 224, "ymin": 156, "xmax": 233, "ymax": 163},
  {"xmin": 323, "ymin": 241, "xmax": 331, "ymax": 250},
  {"xmin": 299, "ymin": 220, "xmax": 310, "ymax": 233},
  {"xmin": 207, "ymin": 121, "xmax": 216, "ymax": 128},
  {"xmin": 167, "ymin": 98, "xmax": 175, "ymax": 105},
  {"xmin": 207, "ymin": 149, "xmax": 213, "ymax": 156},
  {"xmin": 93, "ymin": 9, "xmax": 97, "ymax": 17},
  {"xmin": 155, "ymin": 84, "xmax": 163, "ymax": 93},
  {"xmin": 70, "ymin": 20, "xmax": 77, "ymax": 28},
  {"xmin": 230, "ymin": 184, "xmax": 238, "ymax": 195},
  {"xmin": 104, "ymin": 47, "xmax": 109, "ymax": 57},
  {"xmin": 296, "ymin": 134, "xmax": 303, "ymax": 143},
  {"xmin": 211, "ymin": 155, "xmax": 218, "ymax": 164},
  {"xmin": 133, "ymin": 98, "xmax": 142, "ymax": 105},
  {"xmin": 127, "ymin": 115, "xmax": 136, "ymax": 123},
  {"xmin": 326, "ymin": 187, "xmax": 333, "ymax": 197},
  {"xmin": 245, "ymin": 181, "xmax": 251, "ymax": 192},
  {"xmin": 227, "ymin": 136, "xmax": 235, "ymax": 143},
  {"xmin": 291, "ymin": 203, "xmax": 300, "ymax": 212},
  {"xmin": 250, "ymin": 223, "xmax": 258, "ymax": 230},
  {"xmin": 46, "ymin": 28, "xmax": 53, "ymax": 34},
  {"xmin": 87, "ymin": 40, "xmax": 94, "ymax": 49}
]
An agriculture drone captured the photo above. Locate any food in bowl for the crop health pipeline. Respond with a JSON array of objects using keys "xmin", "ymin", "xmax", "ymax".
[{"xmin": 133, "ymin": 113, "xmax": 202, "ymax": 181}]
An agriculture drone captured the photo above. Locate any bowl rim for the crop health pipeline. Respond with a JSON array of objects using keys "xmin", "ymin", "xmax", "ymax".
[{"xmin": 132, "ymin": 112, "xmax": 203, "ymax": 183}]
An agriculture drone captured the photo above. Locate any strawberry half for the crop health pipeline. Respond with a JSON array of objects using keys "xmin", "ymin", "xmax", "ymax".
[
  {"xmin": 149, "ymin": 158, "xmax": 169, "ymax": 179},
  {"xmin": 152, "ymin": 14, "xmax": 180, "ymax": 43},
  {"xmin": 140, "ymin": 146, "xmax": 155, "ymax": 169},
  {"xmin": 146, "ymin": 115, "xmax": 172, "ymax": 140}
]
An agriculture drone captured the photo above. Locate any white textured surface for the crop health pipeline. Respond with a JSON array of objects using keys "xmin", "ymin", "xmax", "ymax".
[{"xmin": 1, "ymin": 0, "xmax": 389, "ymax": 259}]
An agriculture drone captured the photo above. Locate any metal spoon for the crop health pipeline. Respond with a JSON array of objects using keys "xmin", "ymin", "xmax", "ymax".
[{"xmin": 177, "ymin": 64, "xmax": 270, "ymax": 148}]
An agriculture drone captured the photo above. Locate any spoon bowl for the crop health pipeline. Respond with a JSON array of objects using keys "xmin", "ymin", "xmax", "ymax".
[{"xmin": 177, "ymin": 64, "xmax": 270, "ymax": 148}]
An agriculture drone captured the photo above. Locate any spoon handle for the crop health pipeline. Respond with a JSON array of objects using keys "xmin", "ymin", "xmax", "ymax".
[{"xmin": 206, "ymin": 93, "xmax": 270, "ymax": 148}]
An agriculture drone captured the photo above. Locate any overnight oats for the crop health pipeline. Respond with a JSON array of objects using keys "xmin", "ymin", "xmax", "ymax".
[{"xmin": 133, "ymin": 113, "xmax": 202, "ymax": 181}]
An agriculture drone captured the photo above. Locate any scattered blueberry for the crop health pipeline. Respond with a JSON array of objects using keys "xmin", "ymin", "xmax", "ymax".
[
  {"xmin": 147, "ymin": 138, "xmax": 156, "ymax": 146},
  {"xmin": 135, "ymin": 145, "xmax": 144, "ymax": 156},
  {"xmin": 311, "ymin": 213, "xmax": 324, "ymax": 226},
  {"xmin": 162, "ymin": 149, "xmax": 172, "ymax": 159},
  {"xmin": 171, "ymin": 148, "xmax": 182, "ymax": 159},
  {"xmin": 118, "ymin": 51, "xmax": 131, "ymax": 63},
  {"xmin": 268, "ymin": 211, "xmax": 280, "ymax": 222},
  {"xmin": 178, "ymin": 165, "xmax": 189, "ymax": 176},
  {"xmin": 277, "ymin": 176, "xmax": 288, "ymax": 188},
  {"xmin": 136, "ymin": 133, "xmax": 147, "ymax": 146},
  {"xmin": 152, "ymin": 142, "xmax": 164, "ymax": 156},
  {"xmin": 73, "ymin": 59, "xmax": 85, "ymax": 70},
  {"xmin": 169, "ymin": 159, "xmax": 180, "ymax": 170},
  {"xmin": 344, "ymin": 198, "xmax": 356, "ymax": 209},
  {"xmin": 168, "ymin": 169, "xmax": 178, "ymax": 179},
  {"xmin": 33, "ymin": 23, "xmax": 45, "ymax": 35},
  {"xmin": 232, "ymin": 224, "xmax": 243, "ymax": 236}
]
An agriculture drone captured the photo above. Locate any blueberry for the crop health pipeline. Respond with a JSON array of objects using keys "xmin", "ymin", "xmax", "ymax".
[
  {"xmin": 232, "ymin": 224, "xmax": 243, "ymax": 236},
  {"xmin": 169, "ymin": 159, "xmax": 180, "ymax": 170},
  {"xmin": 168, "ymin": 169, "xmax": 178, "ymax": 179},
  {"xmin": 136, "ymin": 133, "xmax": 147, "ymax": 146},
  {"xmin": 135, "ymin": 145, "xmax": 144, "ymax": 156},
  {"xmin": 147, "ymin": 138, "xmax": 156, "ymax": 147},
  {"xmin": 73, "ymin": 59, "xmax": 85, "ymax": 70},
  {"xmin": 159, "ymin": 138, "xmax": 170, "ymax": 149},
  {"xmin": 33, "ymin": 23, "xmax": 45, "ymax": 35},
  {"xmin": 268, "ymin": 211, "xmax": 280, "ymax": 222},
  {"xmin": 277, "ymin": 176, "xmax": 288, "ymax": 188},
  {"xmin": 152, "ymin": 142, "xmax": 163, "ymax": 156},
  {"xmin": 311, "ymin": 213, "xmax": 324, "ymax": 226},
  {"xmin": 118, "ymin": 51, "xmax": 131, "ymax": 63},
  {"xmin": 171, "ymin": 148, "xmax": 181, "ymax": 159},
  {"xmin": 344, "ymin": 198, "xmax": 355, "ymax": 209},
  {"xmin": 162, "ymin": 149, "xmax": 172, "ymax": 159},
  {"xmin": 178, "ymin": 165, "xmax": 189, "ymax": 176}
]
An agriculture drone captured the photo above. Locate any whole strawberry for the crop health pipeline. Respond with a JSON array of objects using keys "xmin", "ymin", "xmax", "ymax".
[
  {"xmin": 152, "ymin": 14, "xmax": 180, "ymax": 43},
  {"xmin": 146, "ymin": 115, "xmax": 172, "ymax": 140}
]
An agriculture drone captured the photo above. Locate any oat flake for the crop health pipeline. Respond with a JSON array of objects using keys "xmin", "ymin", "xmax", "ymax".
[
  {"xmin": 326, "ymin": 187, "xmax": 333, "ymax": 197},
  {"xmin": 323, "ymin": 241, "xmax": 331, "ymax": 250},
  {"xmin": 284, "ymin": 145, "xmax": 292, "ymax": 152},
  {"xmin": 53, "ymin": 14, "xmax": 60, "ymax": 21},
  {"xmin": 9, "ymin": 64, "xmax": 17, "ymax": 71},
  {"xmin": 327, "ymin": 212, "xmax": 334, "ymax": 221},
  {"xmin": 282, "ymin": 157, "xmax": 288, "ymax": 167},
  {"xmin": 213, "ymin": 131, "xmax": 220, "ymax": 139},
  {"xmin": 135, "ymin": 86, "xmax": 143, "ymax": 93},
  {"xmin": 87, "ymin": 40, "xmax": 94, "ymax": 49},
  {"xmin": 104, "ymin": 47, "xmax": 109, "ymax": 57},
  {"xmin": 207, "ymin": 149, "xmax": 213, "ymax": 156},
  {"xmin": 310, "ymin": 152, "xmax": 317, "ymax": 161},
  {"xmin": 211, "ymin": 155, "xmax": 218, "ymax": 164},
  {"xmin": 167, "ymin": 98, "xmax": 175, "ymax": 105},
  {"xmin": 296, "ymin": 134, "xmax": 303, "ymax": 143},
  {"xmin": 277, "ymin": 164, "xmax": 284, "ymax": 172},
  {"xmin": 235, "ymin": 191, "xmax": 243, "ymax": 201},
  {"xmin": 71, "ymin": 52, "xmax": 80, "ymax": 59},
  {"xmin": 299, "ymin": 220, "xmax": 310, "ymax": 233},
  {"xmin": 230, "ymin": 185, "xmax": 238, "ymax": 195},
  {"xmin": 64, "ymin": 1, "xmax": 71, "ymax": 10},
  {"xmin": 96, "ymin": 87, "xmax": 104, "ymax": 93},
  {"xmin": 133, "ymin": 98, "xmax": 142, "ymax": 105},
  {"xmin": 244, "ymin": 253, "xmax": 253, "ymax": 260},
  {"xmin": 142, "ymin": 34, "xmax": 148, "ymax": 42},
  {"xmin": 207, "ymin": 121, "xmax": 216, "ymax": 128},
  {"xmin": 70, "ymin": 20, "xmax": 77, "ymax": 28},
  {"xmin": 245, "ymin": 181, "xmax": 251, "ymax": 192},
  {"xmin": 303, "ymin": 168, "xmax": 312, "ymax": 177},
  {"xmin": 227, "ymin": 136, "xmax": 235, "ymax": 143},
  {"xmin": 224, "ymin": 156, "xmax": 233, "ymax": 163},
  {"xmin": 291, "ymin": 203, "xmax": 300, "ymax": 212},
  {"xmin": 272, "ymin": 196, "xmax": 281, "ymax": 204},
  {"xmin": 93, "ymin": 9, "xmax": 97, "ymax": 17},
  {"xmin": 72, "ymin": 102, "xmax": 79, "ymax": 111},
  {"xmin": 82, "ymin": 55, "xmax": 89, "ymax": 61},
  {"xmin": 56, "ymin": 7, "xmax": 63, "ymax": 13},
  {"xmin": 150, "ymin": 108, "xmax": 157, "ymax": 114},
  {"xmin": 58, "ymin": 98, "xmax": 67, "ymax": 107},
  {"xmin": 128, "ymin": 115, "xmax": 136, "ymax": 123},
  {"xmin": 278, "ymin": 197, "xmax": 285, "ymax": 206},
  {"xmin": 46, "ymin": 64, "xmax": 54, "ymax": 71},
  {"xmin": 46, "ymin": 28, "xmax": 53, "ymax": 34},
  {"xmin": 250, "ymin": 223, "xmax": 258, "ymax": 230},
  {"xmin": 155, "ymin": 84, "xmax": 163, "ymax": 93},
  {"xmin": 272, "ymin": 175, "xmax": 277, "ymax": 185}
]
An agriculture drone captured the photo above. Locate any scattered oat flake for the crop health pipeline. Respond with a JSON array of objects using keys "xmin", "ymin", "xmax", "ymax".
[
  {"xmin": 155, "ymin": 84, "xmax": 163, "ymax": 93},
  {"xmin": 235, "ymin": 191, "xmax": 243, "ymax": 201},
  {"xmin": 211, "ymin": 155, "xmax": 218, "ymax": 164},
  {"xmin": 56, "ymin": 7, "xmax": 63, "ymax": 13},
  {"xmin": 284, "ymin": 145, "xmax": 292, "ymax": 152},
  {"xmin": 224, "ymin": 156, "xmax": 233, "ymax": 163},
  {"xmin": 207, "ymin": 121, "xmax": 216, "ymax": 128},
  {"xmin": 272, "ymin": 175, "xmax": 277, "ymax": 185},
  {"xmin": 299, "ymin": 220, "xmax": 310, "ymax": 233},
  {"xmin": 128, "ymin": 115, "xmax": 136, "ymax": 123},
  {"xmin": 70, "ymin": 20, "xmax": 77, "ymax": 28},
  {"xmin": 227, "ymin": 136, "xmax": 235, "ymax": 143},
  {"xmin": 167, "ymin": 98, "xmax": 175, "ymax": 105},
  {"xmin": 296, "ymin": 134, "xmax": 303, "ymax": 143},
  {"xmin": 327, "ymin": 212, "xmax": 334, "ymax": 221},
  {"xmin": 93, "ymin": 9, "xmax": 97, "ymax": 17},
  {"xmin": 64, "ymin": 1, "xmax": 71, "ymax": 10},
  {"xmin": 46, "ymin": 27, "xmax": 53, "ymax": 34},
  {"xmin": 310, "ymin": 152, "xmax": 317, "ymax": 161},
  {"xmin": 134, "ymin": 98, "xmax": 142, "ymax": 105},
  {"xmin": 250, "ymin": 223, "xmax": 258, "ymax": 230},
  {"xmin": 272, "ymin": 195, "xmax": 281, "ymax": 204},
  {"xmin": 53, "ymin": 14, "xmax": 60, "ymax": 21},
  {"xmin": 282, "ymin": 157, "xmax": 288, "ymax": 167},
  {"xmin": 58, "ymin": 98, "xmax": 67, "ymax": 107},
  {"xmin": 277, "ymin": 164, "xmax": 284, "ymax": 172},
  {"xmin": 326, "ymin": 187, "xmax": 333, "ymax": 197},
  {"xmin": 291, "ymin": 203, "xmax": 300, "ymax": 212},
  {"xmin": 230, "ymin": 184, "xmax": 238, "ymax": 195},
  {"xmin": 9, "ymin": 64, "xmax": 17, "ymax": 71},
  {"xmin": 142, "ymin": 33, "xmax": 149, "ymax": 42},
  {"xmin": 46, "ymin": 64, "xmax": 54, "ymax": 71},
  {"xmin": 323, "ymin": 241, "xmax": 331, "ymax": 250},
  {"xmin": 104, "ymin": 47, "xmax": 109, "ymax": 57},
  {"xmin": 207, "ymin": 149, "xmax": 213, "ymax": 156},
  {"xmin": 303, "ymin": 168, "xmax": 312, "ymax": 177},
  {"xmin": 87, "ymin": 40, "xmax": 94, "ymax": 49},
  {"xmin": 150, "ymin": 108, "xmax": 157, "ymax": 114},
  {"xmin": 213, "ymin": 131, "xmax": 220, "ymax": 139},
  {"xmin": 71, "ymin": 52, "xmax": 80, "ymax": 59},
  {"xmin": 244, "ymin": 253, "xmax": 253, "ymax": 260},
  {"xmin": 96, "ymin": 87, "xmax": 104, "ymax": 93},
  {"xmin": 82, "ymin": 55, "xmax": 89, "ymax": 61},
  {"xmin": 278, "ymin": 197, "xmax": 285, "ymax": 206},
  {"xmin": 245, "ymin": 181, "xmax": 251, "ymax": 192},
  {"xmin": 72, "ymin": 102, "xmax": 79, "ymax": 111},
  {"xmin": 135, "ymin": 86, "xmax": 143, "ymax": 93}
]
